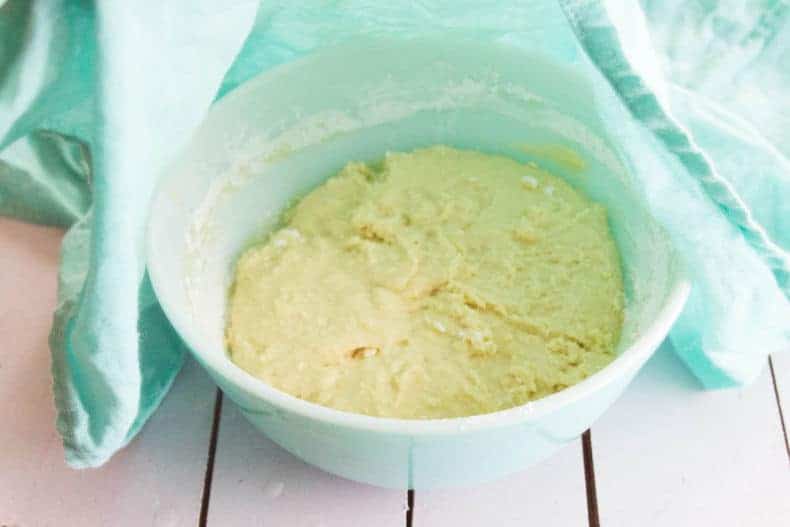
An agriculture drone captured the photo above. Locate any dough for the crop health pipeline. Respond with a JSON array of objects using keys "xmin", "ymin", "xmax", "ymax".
[{"xmin": 226, "ymin": 146, "xmax": 624, "ymax": 419}]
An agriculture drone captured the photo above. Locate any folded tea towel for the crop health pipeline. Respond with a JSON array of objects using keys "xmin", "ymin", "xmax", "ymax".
[
  {"xmin": 0, "ymin": 0, "xmax": 787, "ymax": 467},
  {"xmin": 0, "ymin": 0, "xmax": 258, "ymax": 467}
]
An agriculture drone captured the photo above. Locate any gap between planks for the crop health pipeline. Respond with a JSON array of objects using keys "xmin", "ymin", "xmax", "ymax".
[
  {"xmin": 582, "ymin": 430, "xmax": 600, "ymax": 527},
  {"xmin": 406, "ymin": 489, "xmax": 414, "ymax": 527},
  {"xmin": 199, "ymin": 390, "xmax": 224, "ymax": 527}
]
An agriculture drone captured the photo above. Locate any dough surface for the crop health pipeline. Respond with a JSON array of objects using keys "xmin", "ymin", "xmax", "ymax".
[{"xmin": 226, "ymin": 146, "xmax": 624, "ymax": 418}]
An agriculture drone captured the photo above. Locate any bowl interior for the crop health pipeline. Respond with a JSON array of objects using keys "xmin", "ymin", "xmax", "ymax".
[{"xmin": 148, "ymin": 37, "xmax": 685, "ymax": 419}]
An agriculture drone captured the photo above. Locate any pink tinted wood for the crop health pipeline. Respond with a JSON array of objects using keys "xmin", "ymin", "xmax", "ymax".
[
  {"xmin": 414, "ymin": 440, "xmax": 588, "ymax": 526},
  {"xmin": 207, "ymin": 400, "xmax": 406, "ymax": 527},
  {"xmin": 593, "ymin": 342, "xmax": 790, "ymax": 527},
  {"xmin": 771, "ymin": 354, "xmax": 790, "ymax": 409},
  {"xmin": 0, "ymin": 219, "xmax": 216, "ymax": 527},
  {"xmin": 772, "ymin": 354, "xmax": 790, "ymax": 406}
]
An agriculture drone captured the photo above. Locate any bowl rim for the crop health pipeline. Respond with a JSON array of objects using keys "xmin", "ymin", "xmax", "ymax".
[{"xmin": 146, "ymin": 38, "xmax": 692, "ymax": 436}]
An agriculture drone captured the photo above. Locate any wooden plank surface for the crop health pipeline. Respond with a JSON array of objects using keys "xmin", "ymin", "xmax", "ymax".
[
  {"xmin": 592, "ymin": 342, "xmax": 790, "ymax": 527},
  {"xmin": 0, "ymin": 218, "xmax": 216, "ymax": 527},
  {"xmin": 413, "ymin": 440, "xmax": 588, "ymax": 526},
  {"xmin": 206, "ymin": 399, "xmax": 406, "ymax": 527}
]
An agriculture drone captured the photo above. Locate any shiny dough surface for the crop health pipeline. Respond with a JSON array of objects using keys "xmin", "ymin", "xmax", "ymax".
[{"xmin": 226, "ymin": 146, "xmax": 624, "ymax": 418}]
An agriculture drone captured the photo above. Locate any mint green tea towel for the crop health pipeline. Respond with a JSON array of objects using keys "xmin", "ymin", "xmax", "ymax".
[
  {"xmin": 1, "ymin": 0, "xmax": 258, "ymax": 467},
  {"xmin": 0, "ymin": 0, "xmax": 787, "ymax": 467},
  {"xmin": 560, "ymin": 0, "xmax": 790, "ymax": 386}
]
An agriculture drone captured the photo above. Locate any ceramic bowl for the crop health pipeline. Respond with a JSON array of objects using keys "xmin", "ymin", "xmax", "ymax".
[{"xmin": 147, "ymin": 37, "xmax": 690, "ymax": 489}]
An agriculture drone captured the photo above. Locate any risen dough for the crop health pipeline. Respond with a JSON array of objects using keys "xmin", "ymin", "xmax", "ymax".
[{"xmin": 226, "ymin": 146, "xmax": 624, "ymax": 418}]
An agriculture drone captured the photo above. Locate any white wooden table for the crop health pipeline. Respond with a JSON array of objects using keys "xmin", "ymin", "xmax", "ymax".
[{"xmin": 2, "ymin": 218, "xmax": 788, "ymax": 527}]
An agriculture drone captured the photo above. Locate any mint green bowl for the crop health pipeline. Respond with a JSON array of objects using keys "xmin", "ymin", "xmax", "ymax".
[{"xmin": 147, "ymin": 37, "xmax": 689, "ymax": 489}]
